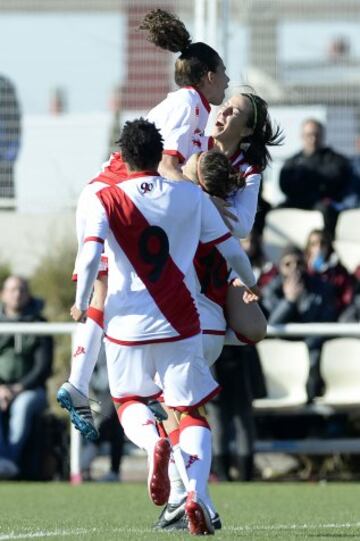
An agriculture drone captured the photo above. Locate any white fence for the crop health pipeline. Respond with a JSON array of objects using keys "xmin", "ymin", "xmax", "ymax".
[{"xmin": 0, "ymin": 321, "xmax": 360, "ymax": 482}]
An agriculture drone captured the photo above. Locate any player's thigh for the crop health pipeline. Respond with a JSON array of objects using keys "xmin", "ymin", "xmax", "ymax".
[
  {"xmin": 105, "ymin": 339, "xmax": 160, "ymax": 399},
  {"xmin": 155, "ymin": 334, "xmax": 218, "ymax": 408},
  {"xmin": 202, "ymin": 333, "xmax": 224, "ymax": 367},
  {"xmin": 226, "ymin": 281, "xmax": 267, "ymax": 342}
]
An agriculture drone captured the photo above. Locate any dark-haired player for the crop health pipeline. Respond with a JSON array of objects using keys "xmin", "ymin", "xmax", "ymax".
[{"xmin": 72, "ymin": 119, "xmax": 260, "ymax": 535}]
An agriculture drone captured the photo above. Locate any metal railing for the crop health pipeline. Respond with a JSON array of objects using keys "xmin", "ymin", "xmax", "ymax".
[{"xmin": 1, "ymin": 321, "xmax": 360, "ymax": 482}]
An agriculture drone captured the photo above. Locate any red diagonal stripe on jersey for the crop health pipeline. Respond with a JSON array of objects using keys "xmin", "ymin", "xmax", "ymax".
[{"xmin": 97, "ymin": 186, "xmax": 200, "ymax": 337}]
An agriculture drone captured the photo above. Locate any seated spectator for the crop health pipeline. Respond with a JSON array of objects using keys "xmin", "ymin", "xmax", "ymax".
[
  {"xmin": 278, "ymin": 119, "xmax": 353, "ymax": 238},
  {"xmin": 0, "ymin": 276, "xmax": 52, "ymax": 478},
  {"xmin": 304, "ymin": 229, "xmax": 354, "ymax": 317},
  {"xmin": 81, "ymin": 346, "xmax": 124, "ymax": 482},
  {"xmin": 261, "ymin": 246, "xmax": 337, "ymax": 401},
  {"xmin": 241, "ymin": 230, "xmax": 278, "ymax": 288},
  {"xmin": 339, "ymin": 265, "xmax": 360, "ymax": 322}
]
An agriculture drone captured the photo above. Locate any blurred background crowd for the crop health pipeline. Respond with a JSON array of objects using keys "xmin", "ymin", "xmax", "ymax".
[{"xmin": 1, "ymin": 0, "xmax": 360, "ymax": 484}]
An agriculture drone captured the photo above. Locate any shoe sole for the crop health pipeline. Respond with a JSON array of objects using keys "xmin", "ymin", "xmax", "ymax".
[
  {"xmin": 57, "ymin": 388, "xmax": 99, "ymax": 442},
  {"xmin": 148, "ymin": 438, "xmax": 171, "ymax": 506},
  {"xmin": 185, "ymin": 492, "xmax": 215, "ymax": 535}
]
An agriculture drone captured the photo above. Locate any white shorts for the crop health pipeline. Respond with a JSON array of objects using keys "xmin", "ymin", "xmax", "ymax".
[
  {"xmin": 202, "ymin": 333, "xmax": 224, "ymax": 367},
  {"xmin": 105, "ymin": 334, "xmax": 219, "ymax": 409}
]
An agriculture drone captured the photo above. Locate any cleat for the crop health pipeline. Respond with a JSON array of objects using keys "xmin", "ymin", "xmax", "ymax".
[
  {"xmin": 57, "ymin": 382, "xmax": 99, "ymax": 441},
  {"xmin": 153, "ymin": 498, "xmax": 222, "ymax": 531},
  {"xmin": 148, "ymin": 438, "xmax": 171, "ymax": 506},
  {"xmin": 185, "ymin": 491, "xmax": 215, "ymax": 535},
  {"xmin": 153, "ymin": 497, "xmax": 187, "ymax": 530},
  {"xmin": 212, "ymin": 513, "xmax": 222, "ymax": 530}
]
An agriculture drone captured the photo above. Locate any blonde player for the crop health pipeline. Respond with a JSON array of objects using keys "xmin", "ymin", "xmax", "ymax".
[{"xmin": 72, "ymin": 119, "xmax": 260, "ymax": 535}]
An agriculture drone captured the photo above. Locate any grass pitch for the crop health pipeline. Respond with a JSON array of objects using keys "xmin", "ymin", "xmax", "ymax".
[{"xmin": 0, "ymin": 482, "xmax": 359, "ymax": 540}]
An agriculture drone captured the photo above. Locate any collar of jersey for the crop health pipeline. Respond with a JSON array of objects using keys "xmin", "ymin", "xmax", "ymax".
[
  {"xmin": 184, "ymin": 86, "xmax": 211, "ymax": 113},
  {"xmin": 229, "ymin": 149, "xmax": 244, "ymax": 165},
  {"xmin": 126, "ymin": 170, "xmax": 159, "ymax": 179}
]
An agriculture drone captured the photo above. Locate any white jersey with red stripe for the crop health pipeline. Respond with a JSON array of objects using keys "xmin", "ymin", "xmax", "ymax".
[
  {"xmin": 147, "ymin": 86, "xmax": 213, "ymax": 164},
  {"xmin": 80, "ymin": 172, "xmax": 232, "ymax": 344},
  {"xmin": 72, "ymin": 153, "xmax": 129, "ymax": 281},
  {"xmin": 195, "ymin": 152, "xmax": 262, "ymax": 336}
]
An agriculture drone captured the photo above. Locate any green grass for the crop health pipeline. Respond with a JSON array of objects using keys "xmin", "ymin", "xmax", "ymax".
[{"xmin": 0, "ymin": 482, "xmax": 359, "ymax": 540}]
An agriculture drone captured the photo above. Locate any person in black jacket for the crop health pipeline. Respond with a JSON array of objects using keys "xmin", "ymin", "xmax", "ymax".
[
  {"xmin": 279, "ymin": 119, "xmax": 353, "ymax": 237},
  {"xmin": 0, "ymin": 276, "xmax": 53, "ymax": 478},
  {"xmin": 261, "ymin": 246, "xmax": 337, "ymax": 401}
]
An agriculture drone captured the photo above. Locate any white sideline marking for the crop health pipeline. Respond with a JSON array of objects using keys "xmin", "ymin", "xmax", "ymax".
[{"xmin": 1, "ymin": 522, "xmax": 360, "ymax": 539}]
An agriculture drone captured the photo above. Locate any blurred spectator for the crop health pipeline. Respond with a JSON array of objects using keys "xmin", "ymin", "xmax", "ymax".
[
  {"xmin": 304, "ymin": 229, "xmax": 354, "ymax": 317},
  {"xmin": 278, "ymin": 119, "xmax": 353, "ymax": 237},
  {"xmin": 208, "ymin": 345, "xmax": 266, "ymax": 482},
  {"xmin": 0, "ymin": 76, "xmax": 21, "ymax": 198},
  {"xmin": 0, "ymin": 276, "xmax": 52, "ymax": 478},
  {"xmin": 241, "ymin": 230, "xmax": 278, "ymax": 288},
  {"xmin": 81, "ymin": 346, "xmax": 124, "ymax": 482},
  {"xmin": 261, "ymin": 246, "xmax": 337, "ymax": 401},
  {"xmin": 339, "ymin": 265, "xmax": 360, "ymax": 323}
]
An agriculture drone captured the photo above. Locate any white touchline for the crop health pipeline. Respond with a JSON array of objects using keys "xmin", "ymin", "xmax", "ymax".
[{"xmin": 1, "ymin": 522, "xmax": 360, "ymax": 540}]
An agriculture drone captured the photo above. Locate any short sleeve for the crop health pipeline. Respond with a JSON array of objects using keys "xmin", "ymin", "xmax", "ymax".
[
  {"xmin": 161, "ymin": 103, "xmax": 196, "ymax": 163},
  {"xmin": 83, "ymin": 192, "xmax": 109, "ymax": 244}
]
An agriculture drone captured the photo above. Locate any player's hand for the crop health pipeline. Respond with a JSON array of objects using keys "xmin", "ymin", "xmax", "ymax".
[
  {"xmin": 210, "ymin": 196, "xmax": 238, "ymax": 230},
  {"xmin": 243, "ymin": 284, "xmax": 262, "ymax": 304},
  {"xmin": 70, "ymin": 304, "xmax": 87, "ymax": 323}
]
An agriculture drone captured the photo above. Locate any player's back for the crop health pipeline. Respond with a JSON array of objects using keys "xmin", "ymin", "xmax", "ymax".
[{"xmin": 98, "ymin": 174, "xmax": 208, "ymax": 344}]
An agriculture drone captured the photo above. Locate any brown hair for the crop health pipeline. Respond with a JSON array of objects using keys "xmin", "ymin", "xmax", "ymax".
[
  {"xmin": 197, "ymin": 151, "xmax": 245, "ymax": 199},
  {"xmin": 140, "ymin": 9, "xmax": 221, "ymax": 87},
  {"xmin": 241, "ymin": 93, "xmax": 284, "ymax": 171}
]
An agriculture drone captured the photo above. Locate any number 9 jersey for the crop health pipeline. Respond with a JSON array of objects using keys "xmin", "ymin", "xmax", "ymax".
[{"xmin": 77, "ymin": 171, "xmax": 249, "ymax": 345}]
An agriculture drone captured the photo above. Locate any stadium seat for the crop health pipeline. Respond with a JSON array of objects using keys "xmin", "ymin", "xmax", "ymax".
[
  {"xmin": 316, "ymin": 338, "xmax": 360, "ymax": 409},
  {"xmin": 263, "ymin": 208, "xmax": 324, "ymax": 263},
  {"xmin": 253, "ymin": 339, "xmax": 309, "ymax": 411},
  {"xmin": 334, "ymin": 209, "xmax": 360, "ymax": 272}
]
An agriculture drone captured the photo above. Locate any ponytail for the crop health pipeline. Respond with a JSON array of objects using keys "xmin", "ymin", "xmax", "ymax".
[{"xmin": 140, "ymin": 9, "xmax": 221, "ymax": 88}]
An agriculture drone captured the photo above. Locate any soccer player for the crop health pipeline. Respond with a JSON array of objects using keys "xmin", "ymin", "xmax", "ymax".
[
  {"xmin": 72, "ymin": 119, "xmax": 260, "ymax": 534},
  {"xmin": 57, "ymin": 7, "xmax": 229, "ymax": 438},
  {"xmin": 155, "ymin": 94, "xmax": 283, "ymax": 530}
]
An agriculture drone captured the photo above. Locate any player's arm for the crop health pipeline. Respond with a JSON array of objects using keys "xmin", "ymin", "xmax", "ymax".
[
  {"xmin": 226, "ymin": 170, "xmax": 261, "ymax": 238},
  {"xmin": 74, "ymin": 195, "xmax": 109, "ymax": 319},
  {"xmin": 200, "ymin": 191, "xmax": 260, "ymax": 299}
]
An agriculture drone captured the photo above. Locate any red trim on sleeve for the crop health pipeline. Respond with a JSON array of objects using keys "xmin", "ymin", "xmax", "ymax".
[
  {"xmin": 201, "ymin": 232, "xmax": 232, "ymax": 248},
  {"xmin": 84, "ymin": 236, "xmax": 104, "ymax": 244},
  {"xmin": 87, "ymin": 307, "xmax": 104, "ymax": 328},
  {"xmin": 163, "ymin": 149, "xmax": 186, "ymax": 164},
  {"xmin": 168, "ymin": 428, "xmax": 180, "ymax": 446}
]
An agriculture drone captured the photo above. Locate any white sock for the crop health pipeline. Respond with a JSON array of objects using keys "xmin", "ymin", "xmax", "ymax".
[
  {"xmin": 168, "ymin": 451, "xmax": 187, "ymax": 504},
  {"xmin": 118, "ymin": 401, "xmax": 159, "ymax": 455},
  {"xmin": 179, "ymin": 423, "xmax": 212, "ymax": 501},
  {"xmin": 69, "ymin": 307, "xmax": 103, "ymax": 396}
]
